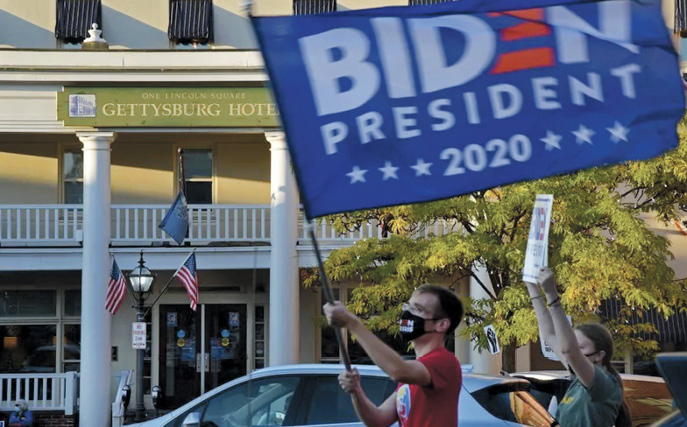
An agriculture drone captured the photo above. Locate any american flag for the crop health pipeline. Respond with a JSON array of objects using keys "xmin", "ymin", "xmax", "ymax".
[
  {"xmin": 106, "ymin": 259, "xmax": 127, "ymax": 315},
  {"xmin": 174, "ymin": 252, "xmax": 198, "ymax": 311}
]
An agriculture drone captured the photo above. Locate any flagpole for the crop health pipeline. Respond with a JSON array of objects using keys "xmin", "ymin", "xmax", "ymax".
[
  {"xmin": 142, "ymin": 249, "xmax": 196, "ymax": 318},
  {"xmin": 305, "ymin": 219, "xmax": 352, "ymax": 371},
  {"xmin": 177, "ymin": 148, "xmax": 186, "ymax": 198},
  {"xmin": 245, "ymin": 0, "xmax": 350, "ymax": 370}
]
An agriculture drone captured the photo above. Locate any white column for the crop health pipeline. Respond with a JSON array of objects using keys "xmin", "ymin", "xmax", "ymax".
[
  {"xmin": 266, "ymin": 132, "xmax": 300, "ymax": 366},
  {"xmin": 77, "ymin": 132, "xmax": 115, "ymax": 427},
  {"xmin": 469, "ymin": 263, "xmax": 501, "ymax": 375}
]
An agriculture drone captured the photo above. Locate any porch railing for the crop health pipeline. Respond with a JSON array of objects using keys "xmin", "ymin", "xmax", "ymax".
[
  {"xmin": 0, "ymin": 205, "xmax": 82, "ymax": 245},
  {"xmin": 0, "ymin": 372, "xmax": 78, "ymax": 415},
  {"xmin": 299, "ymin": 216, "xmax": 461, "ymax": 242},
  {"xmin": 111, "ymin": 204, "xmax": 271, "ymax": 244},
  {"xmin": 0, "ymin": 204, "xmax": 272, "ymax": 246},
  {"xmin": 0, "ymin": 204, "xmax": 459, "ymax": 246}
]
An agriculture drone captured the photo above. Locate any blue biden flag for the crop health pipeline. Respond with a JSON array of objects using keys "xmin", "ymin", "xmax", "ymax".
[
  {"xmin": 159, "ymin": 191, "xmax": 189, "ymax": 245},
  {"xmin": 252, "ymin": 0, "xmax": 685, "ymax": 219}
]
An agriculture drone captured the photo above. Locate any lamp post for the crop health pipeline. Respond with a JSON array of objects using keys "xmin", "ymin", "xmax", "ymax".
[{"xmin": 128, "ymin": 252, "xmax": 156, "ymax": 422}]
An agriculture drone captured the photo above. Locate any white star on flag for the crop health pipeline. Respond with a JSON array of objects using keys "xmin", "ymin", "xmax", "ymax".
[
  {"xmin": 379, "ymin": 161, "xmax": 399, "ymax": 180},
  {"xmin": 346, "ymin": 166, "xmax": 367, "ymax": 183},
  {"xmin": 607, "ymin": 121, "xmax": 629, "ymax": 143},
  {"xmin": 540, "ymin": 131, "xmax": 562, "ymax": 150},
  {"xmin": 411, "ymin": 158, "xmax": 433, "ymax": 176},
  {"xmin": 572, "ymin": 125, "xmax": 595, "ymax": 145}
]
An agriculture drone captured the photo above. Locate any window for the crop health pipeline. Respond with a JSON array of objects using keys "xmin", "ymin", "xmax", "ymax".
[
  {"xmin": 200, "ymin": 376, "xmax": 300, "ymax": 427},
  {"xmin": 0, "ymin": 325, "xmax": 57, "ymax": 373},
  {"xmin": 169, "ymin": 0, "xmax": 213, "ymax": 46},
  {"xmin": 320, "ymin": 288, "xmax": 340, "ymax": 362},
  {"xmin": 0, "ymin": 290, "xmax": 56, "ymax": 317},
  {"xmin": 304, "ymin": 375, "xmax": 390, "ymax": 424},
  {"xmin": 470, "ymin": 385, "xmax": 555, "ymax": 425},
  {"xmin": 55, "ymin": 0, "xmax": 102, "ymax": 44},
  {"xmin": 64, "ymin": 290, "xmax": 81, "ymax": 317},
  {"xmin": 1, "ymin": 289, "xmax": 80, "ymax": 374},
  {"xmin": 63, "ymin": 324, "xmax": 81, "ymax": 372},
  {"xmin": 181, "ymin": 149, "xmax": 213, "ymax": 204},
  {"xmin": 62, "ymin": 149, "xmax": 83, "ymax": 204},
  {"xmin": 255, "ymin": 305, "xmax": 266, "ymax": 369},
  {"xmin": 293, "ymin": 0, "xmax": 336, "ymax": 15}
]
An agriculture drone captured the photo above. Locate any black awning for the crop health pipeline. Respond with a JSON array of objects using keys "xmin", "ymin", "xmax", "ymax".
[
  {"xmin": 677, "ymin": 0, "xmax": 687, "ymax": 34},
  {"xmin": 293, "ymin": 0, "xmax": 336, "ymax": 15},
  {"xmin": 55, "ymin": 0, "xmax": 101, "ymax": 44},
  {"xmin": 600, "ymin": 300, "xmax": 687, "ymax": 343},
  {"xmin": 168, "ymin": 0, "xmax": 213, "ymax": 45}
]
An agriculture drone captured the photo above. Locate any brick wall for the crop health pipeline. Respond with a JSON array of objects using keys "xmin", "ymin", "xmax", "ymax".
[{"xmin": 36, "ymin": 412, "xmax": 78, "ymax": 427}]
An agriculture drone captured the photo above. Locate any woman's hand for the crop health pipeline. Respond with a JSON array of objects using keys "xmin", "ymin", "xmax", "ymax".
[{"xmin": 537, "ymin": 268, "xmax": 559, "ymax": 300}]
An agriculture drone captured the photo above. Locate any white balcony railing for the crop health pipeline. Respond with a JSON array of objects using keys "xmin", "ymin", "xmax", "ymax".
[
  {"xmin": 0, "ymin": 204, "xmax": 459, "ymax": 247},
  {"xmin": 299, "ymin": 213, "xmax": 460, "ymax": 242},
  {"xmin": 0, "ymin": 204, "xmax": 271, "ymax": 246},
  {"xmin": 0, "ymin": 372, "xmax": 78, "ymax": 415},
  {"xmin": 111, "ymin": 204, "xmax": 271, "ymax": 244},
  {"xmin": 0, "ymin": 205, "xmax": 82, "ymax": 245}
]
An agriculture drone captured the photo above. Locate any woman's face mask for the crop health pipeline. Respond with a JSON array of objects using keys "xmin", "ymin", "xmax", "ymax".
[{"xmin": 14, "ymin": 405, "xmax": 20, "ymax": 412}]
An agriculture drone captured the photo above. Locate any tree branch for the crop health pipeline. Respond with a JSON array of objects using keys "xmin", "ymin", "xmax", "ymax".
[
  {"xmin": 620, "ymin": 186, "xmax": 647, "ymax": 199},
  {"xmin": 469, "ymin": 270, "xmax": 498, "ymax": 300},
  {"xmin": 508, "ymin": 210, "xmax": 526, "ymax": 243}
]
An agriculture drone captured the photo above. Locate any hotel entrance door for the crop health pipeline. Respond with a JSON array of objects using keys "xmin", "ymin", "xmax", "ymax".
[{"xmin": 159, "ymin": 304, "xmax": 247, "ymax": 408}]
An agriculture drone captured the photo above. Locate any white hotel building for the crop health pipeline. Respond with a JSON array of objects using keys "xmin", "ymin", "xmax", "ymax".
[{"xmin": 0, "ymin": 1, "xmax": 685, "ymax": 426}]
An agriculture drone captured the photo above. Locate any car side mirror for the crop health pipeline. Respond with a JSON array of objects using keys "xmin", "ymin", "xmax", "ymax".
[{"xmin": 181, "ymin": 412, "xmax": 201, "ymax": 427}]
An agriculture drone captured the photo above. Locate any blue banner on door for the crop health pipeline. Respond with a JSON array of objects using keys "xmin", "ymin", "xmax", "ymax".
[{"xmin": 252, "ymin": 0, "xmax": 685, "ymax": 219}]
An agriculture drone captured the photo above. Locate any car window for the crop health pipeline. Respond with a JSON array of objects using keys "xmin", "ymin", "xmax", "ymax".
[
  {"xmin": 303, "ymin": 375, "xmax": 389, "ymax": 425},
  {"xmin": 471, "ymin": 384, "xmax": 556, "ymax": 427},
  {"xmin": 165, "ymin": 376, "xmax": 301, "ymax": 427},
  {"xmin": 200, "ymin": 376, "xmax": 300, "ymax": 427}
]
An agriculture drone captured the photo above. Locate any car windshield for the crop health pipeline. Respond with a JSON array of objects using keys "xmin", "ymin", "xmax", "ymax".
[{"xmin": 471, "ymin": 383, "xmax": 556, "ymax": 426}]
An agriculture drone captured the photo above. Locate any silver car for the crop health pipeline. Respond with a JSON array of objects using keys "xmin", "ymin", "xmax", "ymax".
[{"xmin": 129, "ymin": 364, "xmax": 554, "ymax": 427}]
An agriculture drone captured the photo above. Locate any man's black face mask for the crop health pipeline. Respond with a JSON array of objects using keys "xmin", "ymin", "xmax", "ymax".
[{"xmin": 399, "ymin": 310, "xmax": 443, "ymax": 341}]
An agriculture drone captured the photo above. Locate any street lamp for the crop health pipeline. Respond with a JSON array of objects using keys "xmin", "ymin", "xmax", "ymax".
[{"xmin": 128, "ymin": 252, "xmax": 156, "ymax": 422}]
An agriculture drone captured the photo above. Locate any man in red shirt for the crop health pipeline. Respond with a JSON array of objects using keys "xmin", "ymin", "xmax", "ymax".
[{"xmin": 324, "ymin": 284, "xmax": 463, "ymax": 427}]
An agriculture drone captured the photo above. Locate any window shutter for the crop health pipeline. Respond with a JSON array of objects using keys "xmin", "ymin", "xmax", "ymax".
[
  {"xmin": 677, "ymin": 0, "xmax": 687, "ymax": 35},
  {"xmin": 293, "ymin": 0, "xmax": 336, "ymax": 15},
  {"xmin": 408, "ymin": 0, "xmax": 452, "ymax": 4},
  {"xmin": 55, "ymin": 0, "xmax": 102, "ymax": 44},
  {"xmin": 168, "ymin": 0, "xmax": 213, "ymax": 45}
]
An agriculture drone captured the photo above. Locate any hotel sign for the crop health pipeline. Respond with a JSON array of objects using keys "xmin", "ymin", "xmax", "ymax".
[{"xmin": 57, "ymin": 87, "xmax": 280, "ymax": 127}]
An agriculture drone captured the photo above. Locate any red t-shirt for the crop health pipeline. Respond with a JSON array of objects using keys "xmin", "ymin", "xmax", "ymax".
[{"xmin": 395, "ymin": 347, "xmax": 462, "ymax": 427}]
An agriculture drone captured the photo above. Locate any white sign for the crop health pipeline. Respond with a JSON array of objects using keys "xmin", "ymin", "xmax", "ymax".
[
  {"xmin": 132, "ymin": 322, "xmax": 147, "ymax": 350},
  {"xmin": 484, "ymin": 324, "xmax": 500, "ymax": 355},
  {"xmin": 540, "ymin": 315, "xmax": 571, "ymax": 361},
  {"xmin": 523, "ymin": 194, "xmax": 554, "ymax": 283},
  {"xmin": 540, "ymin": 339, "xmax": 560, "ymax": 361}
]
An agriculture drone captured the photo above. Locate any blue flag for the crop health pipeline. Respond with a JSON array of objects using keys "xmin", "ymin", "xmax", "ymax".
[
  {"xmin": 252, "ymin": 0, "xmax": 685, "ymax": 219},
  {"xmin": 159, "ymin": 191, "xmax": 189, "ymax": 245}
]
